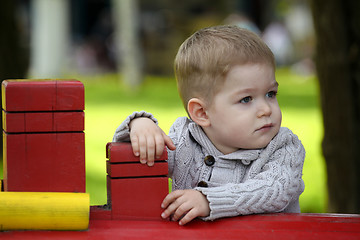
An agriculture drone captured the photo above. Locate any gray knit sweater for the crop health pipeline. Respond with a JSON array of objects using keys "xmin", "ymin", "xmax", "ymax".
[{"xmin": 113, "ymin": 111, "xmax": 305, "ymax": 221}]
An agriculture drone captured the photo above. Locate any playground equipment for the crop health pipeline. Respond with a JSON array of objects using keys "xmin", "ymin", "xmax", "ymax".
[
  {"xmin": 0, "ymin": 79, "xmax": 359, "ymax": 239},
  {"xmin": 106, "ymin": 142, "xmax": 169, "ymax": 220},
  {"xmin": 2, "ymin": 79, "xmax": 85, "ymax": 193},
  {"xmin": 0, "ymin": 79, "xmax": 169, "ymax": 230},
  {"xmin": 1, "ymin": 79, "xmax": 87, "ymax": 230},
  {"xmin": 0, "ymin": 192, "xmax": 89, "ymax": 231}
]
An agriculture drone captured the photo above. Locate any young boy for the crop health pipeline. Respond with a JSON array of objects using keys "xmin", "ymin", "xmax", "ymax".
[{"xmin": 112, "ymin": 25, "xmax": 305, "ymax": 226}]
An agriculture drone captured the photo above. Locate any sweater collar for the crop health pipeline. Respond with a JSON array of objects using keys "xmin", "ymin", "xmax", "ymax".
[{"xmin": 188, "ymin": 121, "xmax": 261, "ymax": 163}]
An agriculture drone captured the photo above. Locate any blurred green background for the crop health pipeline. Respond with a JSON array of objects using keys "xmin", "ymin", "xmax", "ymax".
[{"xmin": 81, "ymin": 67, "xmax": 326, "ymax": 213}]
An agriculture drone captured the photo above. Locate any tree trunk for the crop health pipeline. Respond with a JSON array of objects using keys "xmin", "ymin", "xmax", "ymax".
[
  {"xmin": 0, "ymin": 0, "xmax": 29, "ymax": 157},
  {"xmin": 0, "ymin": 1, "xmax": 28, "ymax": 80},
  {"xmin": 112, "ymin": 0, "xmax": 143, "ymax": 87},
  {"xmin": 311, "ymin": 0, "xmax": 360, "ymax": 213},
  {"xmin": 29, "ymin": 0, "xmax": 70, "ymax": 78}
]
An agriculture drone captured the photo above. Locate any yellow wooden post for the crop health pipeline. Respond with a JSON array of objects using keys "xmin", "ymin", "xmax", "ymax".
[{"xmin": 0, "ymin": 192, "xmax": 89, "ymax": 231}]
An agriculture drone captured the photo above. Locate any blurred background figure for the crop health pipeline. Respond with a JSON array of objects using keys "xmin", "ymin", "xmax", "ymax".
[
  {"xmin": 262, "ymin": 21, "xmax": 293, "ymax": 66},
  {"xmin": 224, "ymin": 12, "xmax": 261, "ymax": 35}
]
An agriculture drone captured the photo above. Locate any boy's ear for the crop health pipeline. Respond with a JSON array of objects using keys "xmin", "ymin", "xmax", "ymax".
[{"xmin": 187, "ymin": 98, "xmax": 210, "ymax": 127}]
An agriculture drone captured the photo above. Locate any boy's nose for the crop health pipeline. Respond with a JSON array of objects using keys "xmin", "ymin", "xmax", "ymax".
[{"xmin": 257, "ymin": 100, "xmax": 272, "ymax": 117}]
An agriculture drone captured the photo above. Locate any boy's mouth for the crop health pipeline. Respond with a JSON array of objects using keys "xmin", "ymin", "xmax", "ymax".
[{"xmin": 256, "ymin": 123, "xmax": 273, "ymax": 131}]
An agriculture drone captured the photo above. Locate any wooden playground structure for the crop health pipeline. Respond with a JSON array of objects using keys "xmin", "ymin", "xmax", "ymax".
[{"xmin": 0, "ymin": 79, "xmax": 359, "ymax": 239}]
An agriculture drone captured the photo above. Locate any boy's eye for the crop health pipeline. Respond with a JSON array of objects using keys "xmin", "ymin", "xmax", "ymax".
[
  {"xmin": 266, "ymin": 91, "xmax": 277, "ymax": 98},
  {"xmin": 240, "ymin": 96, "xmax": 252, "ymax": 103}
]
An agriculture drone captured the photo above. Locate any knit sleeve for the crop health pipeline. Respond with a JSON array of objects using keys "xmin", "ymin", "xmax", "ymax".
[
  {"xmin": 196, "ymin": 128, "xmax": 305, "ymax": 221},
  {"xmin": 167, "ymin": 117, "xmax": 190, "ymax": 177},
  {"xmin": 112, "ymin": 111, "xmax": 158, "ymax": 142}
]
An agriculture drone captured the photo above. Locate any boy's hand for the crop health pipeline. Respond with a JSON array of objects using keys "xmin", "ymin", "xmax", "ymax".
[
  {"xmin": 161, "ymin": 189, "xmax": 210, "ymax": 225},
  {"xmin": 129, "ymin": 117, "xmax": 175, "ymax": 166}
]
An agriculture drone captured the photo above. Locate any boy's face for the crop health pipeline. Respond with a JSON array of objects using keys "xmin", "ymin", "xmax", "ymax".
[{"xmin": 203, "ymin": 63, "xmax": 282, "ymax": 154}]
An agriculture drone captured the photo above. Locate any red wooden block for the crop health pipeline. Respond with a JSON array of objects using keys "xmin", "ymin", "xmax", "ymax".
[
  {"xmin": 2, "ymin": 79, "xmax": 84, "ymax": 112},
  {"xmin": 90, "ymin": 206, "xmax": 112, "ymax": 220},
  {"xmin": 106, "ymin": 142, "xmax": 168, "ymax": 163},
  {"xmin": 108, "ymin": 176, "xmax": 169, "ymax": 220},
  {"xmin": 107, "ymin": 161, "xmax": 168, "ymax": 178},
  {"xmin": 55, "ymin": 80, "xmax": 85, "ymax": 111},
  {"xmin": 53, "ymin": 111, "xmax": 84, "ymax": 132},
  {"xmin": 3, "ymin": 132, "xmax": 85, "ymax": 192},
  {"xmin": 3, "ymin": 111, "xmax": 84, "ymax": 133}
]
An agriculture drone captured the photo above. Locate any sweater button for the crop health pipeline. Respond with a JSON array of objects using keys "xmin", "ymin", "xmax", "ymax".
[
  {"xmin": 197, "ymin": 181, "xmax": 208, "ymax": 188},
  {"xmin": 204, "ymin": 155, "xmax": 215, "ymax": 166}
]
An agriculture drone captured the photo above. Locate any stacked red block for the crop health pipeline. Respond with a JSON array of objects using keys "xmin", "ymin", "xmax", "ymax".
[
  {"xmin": 106, "ymin": 142, "xmax": 169, "ymax": 220},
  {"xmin": 2, "ymin": 79, "xmax": 85, "ymax": 193}
]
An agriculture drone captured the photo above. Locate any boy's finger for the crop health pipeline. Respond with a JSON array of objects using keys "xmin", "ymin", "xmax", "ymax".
[
  {"xmin": 161, "ymin": 190, "xmax": 181, "ymax": 209},
  {"xmin": 146, "ymin": 137, "xmax": 155, "ymax": 166},
  {"xmin": 147, "ymin": 159, "xmax": 154, "ymax": 167},
  {"xmin": 137, "ymin": 136, "xmax": 148, "ymax": 164},
  {"xmin": 179, "ymin": 208, "xmax": 198, "ymax": 226},
  {"xmin": 172, "ymin": 202, "xmax": 191, "ymax": 221},
  {"xmin": 163, "ymin": 133, "xmax": 176, "ymax": 150},
  {"xmin": 161, "ymin": 200, "xmax": 181, "ymax": 220},
  {"xmin": 129, "ymin": 135, "xmax": 140, "ymax": 157},
  {"xmin": 154, "ymin": 135, "xmax": 165, "ymax": 159},
  {"xmin": 161, "ymin": 192, "xmax": 180, "ymax": 219}
]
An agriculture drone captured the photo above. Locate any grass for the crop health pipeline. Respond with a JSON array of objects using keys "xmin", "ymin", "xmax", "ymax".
[{"xmin": 0, "ymin": 68, "xmax": 327, "ymax": 213}]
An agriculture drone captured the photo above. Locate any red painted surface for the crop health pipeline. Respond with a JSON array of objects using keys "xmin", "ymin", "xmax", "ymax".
[
  {"xmin": 2, "ymin": 79, "xmax": 84, "ymax": 111},
  {"xmin": 3, "ymin": 111, "xmax": 84, "ymax": 133},
  {"xmin": 107, "ymin": 161, "xmax": 168, "ymax": 178},
  {"xmin": 89, "ymin": 205, "xmax": 112, "ymax": 220},
  {"xmin": 3, "ymin": 132, "xmax": 85, "ymax": 192},
  {"xmin": 106, "ymin": 142, "xmax": 167, "ymax": 163},
  {"xmin": 107, "ymin": 176, "xmax": 168, "ymax": 220},
  {"xmin": 106, "ymin": 142, "xmax": 169, "ymax": 220},
  {"xmin": 1, "ymin": 213, "xmax": 360, "ymax": 239},
  {"xmin": 2, "ymin": 79, "xmax": 86, "ymax": 193}
]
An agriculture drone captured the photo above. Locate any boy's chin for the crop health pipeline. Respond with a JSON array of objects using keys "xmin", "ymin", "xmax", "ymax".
[{"xmin": 245, "ymin": 138, "xmax": 273, "ymax": 150}]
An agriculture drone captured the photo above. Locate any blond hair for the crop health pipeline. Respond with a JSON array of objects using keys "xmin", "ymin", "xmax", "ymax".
[{"xmin": 174, "ymin": 25, "xmax": 275, "ymax": 112}]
